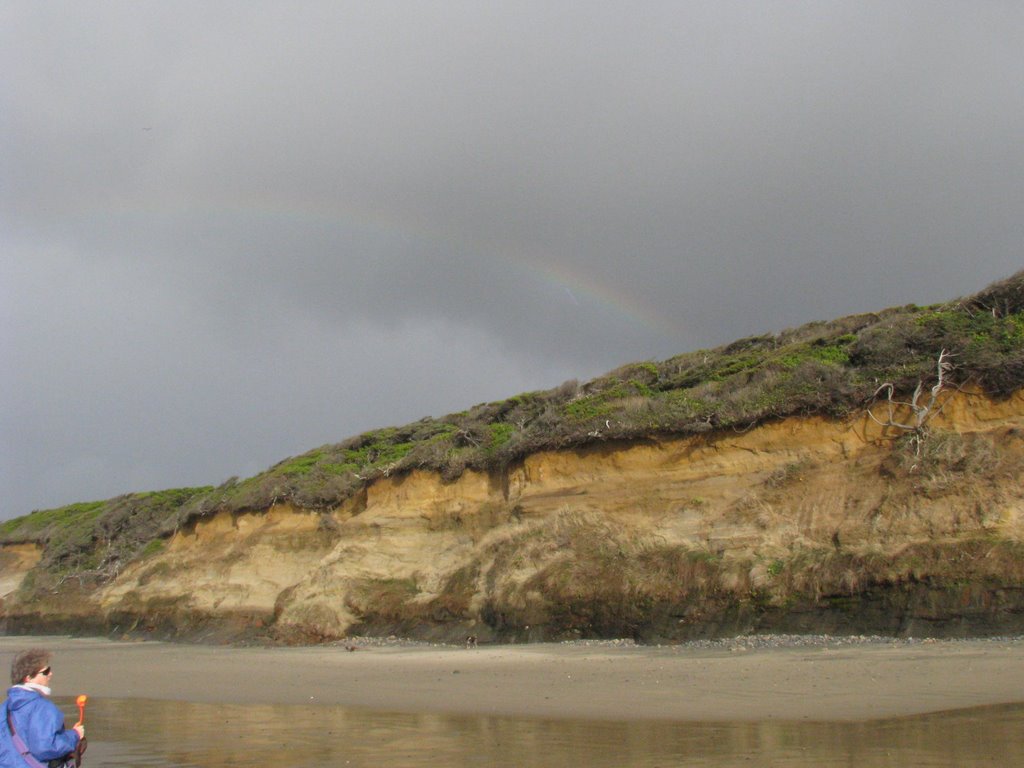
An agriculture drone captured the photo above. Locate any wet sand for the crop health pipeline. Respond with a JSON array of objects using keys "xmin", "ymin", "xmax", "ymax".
[{"xmin": 3, "ymin": 635, "xmax": 1024, "ymax": 722}]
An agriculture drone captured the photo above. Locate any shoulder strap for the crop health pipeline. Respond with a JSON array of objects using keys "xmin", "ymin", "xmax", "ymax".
[{"xmin": 6, "ymin": 709, "xmax": 50, "ymax": 768}]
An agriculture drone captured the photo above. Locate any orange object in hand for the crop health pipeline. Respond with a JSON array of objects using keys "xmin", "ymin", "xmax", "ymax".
[{"xmin": 75, "ymin": 694, "xmax": 87, "ymax": 726}]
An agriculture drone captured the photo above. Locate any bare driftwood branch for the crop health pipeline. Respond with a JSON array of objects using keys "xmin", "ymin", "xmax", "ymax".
[{"xmin": 866, "ymin": 349, "xmax": 956, "ymax": 455}]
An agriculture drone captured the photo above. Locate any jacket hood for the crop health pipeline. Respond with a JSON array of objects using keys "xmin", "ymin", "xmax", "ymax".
[{"xmin": 5, "ymin": 686, "xmax": 44, "ymax": 714}]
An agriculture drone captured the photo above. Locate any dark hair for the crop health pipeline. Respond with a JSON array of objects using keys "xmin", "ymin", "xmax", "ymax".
[{"xmin": 10, "ymin": 649, "xmax": 50, "ymax": 685}]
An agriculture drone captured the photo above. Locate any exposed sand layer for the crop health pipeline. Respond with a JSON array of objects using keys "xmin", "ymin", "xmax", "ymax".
[
  {"xmin": 3, "ymin": 635, "xmax": 1024, "ymax": 722},
  {"xmin": 4, "ymin": 389, "xmax": 1022, "ymax": 644}
]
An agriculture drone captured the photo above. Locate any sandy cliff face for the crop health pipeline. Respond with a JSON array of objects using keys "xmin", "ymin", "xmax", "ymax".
[
  {"xmin": 5, "ymin": 388, "xmax": 1024, "ymax": 642},
  {"xmin": 0, "ymin": 544, "xmax": 40, "ymax": 603}
]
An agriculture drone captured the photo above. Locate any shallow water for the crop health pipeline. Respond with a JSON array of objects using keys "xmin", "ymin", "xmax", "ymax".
[{"xmin": 57, "ymin": 696, "xmax": 1024, "ymax": 767}]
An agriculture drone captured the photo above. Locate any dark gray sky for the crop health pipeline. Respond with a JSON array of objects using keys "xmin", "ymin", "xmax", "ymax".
[{"xmin": 2, "ymin": 2, "xmax": 1022, "ymax": 518}]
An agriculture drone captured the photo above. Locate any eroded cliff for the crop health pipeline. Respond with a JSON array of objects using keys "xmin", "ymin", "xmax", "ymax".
[{"xmin": 3, "ymin": 387, "xmax": 1022, "ymax": 643}]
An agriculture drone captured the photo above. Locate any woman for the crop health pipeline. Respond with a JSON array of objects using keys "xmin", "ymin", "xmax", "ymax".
[{"xmin": 0, "ymin": 649, "xmax": 84, "ymax": 768}]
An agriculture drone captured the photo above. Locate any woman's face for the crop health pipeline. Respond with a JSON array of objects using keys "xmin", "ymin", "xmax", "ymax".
[{"xmin": 25, "ymin": 663, "xmax": 53, "ymax": 686}]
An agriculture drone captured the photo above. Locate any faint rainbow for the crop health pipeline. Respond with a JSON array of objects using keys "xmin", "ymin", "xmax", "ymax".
[
  {"xmin": 83, "ymin": 192, "xmax": 680, "ymax": 339},
  {"xmin": 511, "ymin": 251, "xmax": 681, "ymax": 339}
]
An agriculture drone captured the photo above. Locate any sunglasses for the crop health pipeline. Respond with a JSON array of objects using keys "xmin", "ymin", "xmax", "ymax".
[{"xmin": 35, "ymin": 667, "xmax": 52, "ymax": 677}]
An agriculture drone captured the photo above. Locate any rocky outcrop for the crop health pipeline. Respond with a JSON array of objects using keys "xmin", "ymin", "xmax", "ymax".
[{"xmin": 3, "ymin": 388, "xmax": 1024, "ymax": 643}]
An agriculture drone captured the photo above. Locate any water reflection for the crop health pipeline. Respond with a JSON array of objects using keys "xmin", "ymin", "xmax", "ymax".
[{"xmin": 54, "ymin": 696, "xmax": 1024, "ymax": 767}]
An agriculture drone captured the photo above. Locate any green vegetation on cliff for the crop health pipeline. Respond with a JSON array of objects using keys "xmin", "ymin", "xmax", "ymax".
[
  {"xmin": 0, "ymin": 487, "xmax": 211, "ymax": 591},
  {"xmin": 2, "ymin": 270, "xmax": 1023, "ymax": 617},
  {"xmin": 165, "ymin": 269, "xmax": 1024, "ymax": 520}
]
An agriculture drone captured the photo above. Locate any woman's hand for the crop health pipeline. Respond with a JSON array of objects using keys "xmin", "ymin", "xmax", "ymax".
[{"xmin": 73, "ymin": 723, "xmax": 85, "ymax": 740}]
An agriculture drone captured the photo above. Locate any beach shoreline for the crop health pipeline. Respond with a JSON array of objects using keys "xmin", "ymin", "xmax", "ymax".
[{"xmin": 3, "ymin": 634, "xmax": 1023, "ymax": 722}]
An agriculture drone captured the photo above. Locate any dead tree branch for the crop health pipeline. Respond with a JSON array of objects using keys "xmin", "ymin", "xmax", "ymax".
[{"xmin": 867, "ymin": 349, "xmax": 956, "ymax": 455}]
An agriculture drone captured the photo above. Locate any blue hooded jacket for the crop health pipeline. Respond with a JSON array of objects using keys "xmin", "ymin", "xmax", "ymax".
[{"xmin": 0, "ymin": 686, "xmax": 79, "ymax": 767}]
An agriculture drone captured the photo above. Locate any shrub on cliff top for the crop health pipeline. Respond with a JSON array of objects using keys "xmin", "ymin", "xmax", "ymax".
[{"xmin": 183, "ymin": 269, "xmax": 1023, "ymax": 522}]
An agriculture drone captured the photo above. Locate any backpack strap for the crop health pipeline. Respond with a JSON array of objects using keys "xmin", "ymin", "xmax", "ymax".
[{"xmin": 6, "ymin": 709, "xmax": 51, "ymax": 768}]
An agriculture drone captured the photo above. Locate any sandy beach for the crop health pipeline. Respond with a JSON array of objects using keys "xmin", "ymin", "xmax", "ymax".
[{"xmin": 2, "ymin": 635, "xmax": 1023, "ymax": 722}]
